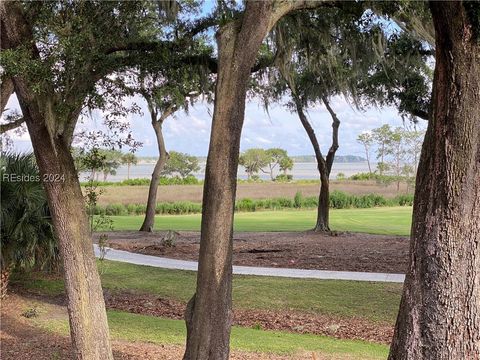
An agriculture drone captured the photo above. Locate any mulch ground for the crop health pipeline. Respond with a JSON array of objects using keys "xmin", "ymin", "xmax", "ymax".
[
  {"xmin": 1, "ymin": 293, "xmax": 373, "ymax": 360},
  {"xmin": 97, "ymin": 230, "xmax": 409, "ymax": 274},
  {"xmin": 103, "ymin": 290, "xmax": 393, "ymax": 344}
]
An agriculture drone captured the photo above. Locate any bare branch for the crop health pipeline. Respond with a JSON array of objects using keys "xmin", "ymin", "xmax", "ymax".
[
  {"xmin": 0, "ymin": 117, "xmax": 24, "ymax": 134},
  {"xmin": 322, "ymin": 96, "xmax": 340, "ymax": 175}
]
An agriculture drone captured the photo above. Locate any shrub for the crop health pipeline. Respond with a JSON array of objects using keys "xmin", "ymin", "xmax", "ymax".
[
  {"xmin": 157, "ymin": 175, "xmax": 200, "ymax": 186},
  {"xmin": 294, "ymin": 191, "xmax": 303, "ymax": 208},
  {"xmin": 330, "ymin": 191, "xmax": 353, "ymax": 209},
  {"xmin": 236, "ymin": 198, "xmax": 256, "ymax": 212},
  {"xmin": 121, "ymin": 178, "xmax": 150, "ymax": 186},
  {"xmin": 349, "ymin": 172, "xmax": 378, "ymax": 181},
  {"xmin": 301, "ymin": 196, "xmax": 318, "ymax": 208},
  {"xmin": 275, "ymin": 174, "xmax": 293, "ymax": 182},
  {"xmin": 394, "ymin": 194, "xmax": 414, "ymax": 206},
  {"xmin": 104, "ymin": 204, "xmax": 127, "ymax": 216},
  {"xmin": 336, "ymin": 172, "xmax": 346, "ymax": 180}
]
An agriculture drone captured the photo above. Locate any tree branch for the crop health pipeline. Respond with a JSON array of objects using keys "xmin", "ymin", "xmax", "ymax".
[
  {"xmin": 410, "ymin": 108, "xmax": 429, "ymax": 121},
  {"xmin": 322, "ymin": 96, "xmax": 340, "ymax": 176},
  {"xmin": 0, "ymin": 117, "xmax": 24, "ymax": 134}
]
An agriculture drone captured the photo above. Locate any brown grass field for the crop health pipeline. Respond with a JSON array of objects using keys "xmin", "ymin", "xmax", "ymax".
[{"xmin": 97, "ymin": 180, "xmax": 410, "ymax": 205}]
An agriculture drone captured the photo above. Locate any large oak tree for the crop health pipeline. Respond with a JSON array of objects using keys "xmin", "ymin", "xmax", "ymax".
[
  {"xmin": 181, "ymin": 1, "xmax": 345, "ymax": 359},
  {"xmin": 0, "ymin": 1, "xmax": 203, "ymax": 358},
  {"xmin": 389, "ymin": 1, "xmax": 480, "ymax": 358}
]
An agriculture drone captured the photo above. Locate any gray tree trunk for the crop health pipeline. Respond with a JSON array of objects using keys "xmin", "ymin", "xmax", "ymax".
[
  {"xmin": 1, "ymin": 3, "xmax": 113, "ymax": 358},
  {"xmin": 139, "ymin": 105, "xmax": 172, "ymax": 232},
  {"xmin": 183, "ymin": 3, "xmax": 280, "ymax": 359},
  {"xmin": 26, "ymin": 117, "xmax": 114, "ymax": 359},
  {"xmin": 181, "ymin": 1, "xmax": 343, "ymax": 358},
  {"xmin": 388, "ymin": 2, "xmax": 480, "ymax": 359},
  {"xmin": 287, "ymin": 93, "xmax": 339, "ymax": 232}
]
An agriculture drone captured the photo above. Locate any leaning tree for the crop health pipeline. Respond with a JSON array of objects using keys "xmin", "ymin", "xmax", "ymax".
[
  {"xmin": 264, "ymin": 6, "xmax": 381, "ymax": 231},
  {"xmin": 180, "ymin": 1, "xmax": 368, "ymax": 359},
  {"xmin": 388, "ymin": 2, "xmax": 480, "ymax": 359},
  {"xmin": 135, "ymin": 55, "xmax": 213, "ymax": 232},
  {"xmin": 0, "ymin": 1, "xmax": 209, "ymax": 358},
  {"xmin": 264, "ymin": 5, "xmax": 432, "ymax": 231}
]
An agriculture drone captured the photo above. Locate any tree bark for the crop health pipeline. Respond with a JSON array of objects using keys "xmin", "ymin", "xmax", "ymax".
[
  {"xmin": 389, "ymin": 2, "xmax": 480, "ymax": 359},
  {"xmin": 0, "ymin": 266, "xmax": 11, "ymax": 299},
  {"xmin": 2, "ymin": 2, "xmax": 113, "ymax": 358},
  {"xmin": 25, "ymin": 114, "xmax": 114, "ymax": 360},
  {"xmin": 314, "ymin": 97, "xmax": 340, "ymax": 232},
  {"xmin": 139, "ymin": 104, "xmax": 173, "ymax": 233},
  {"xmin": 182, "ymin": 2, "xmax": 335, "ymax": 358},
  {"xmin": 364, "ymin": 144, "xmax": 372, "ymax": 174},
  {"xmin": 183, "ymin": 2, "xmax": 284, "ymax": 359},
  {"xmin": 1, "ymin": 76, "xmax": 14, "ymax": 113}
]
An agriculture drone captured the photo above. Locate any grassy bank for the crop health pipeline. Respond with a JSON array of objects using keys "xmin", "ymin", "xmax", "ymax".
[
  {"xmin": 38, "ymin": 309, "xmax": 388, "ymax": 359},
  {"xmin": 17, "ymin": 260, "xmax": 402, "ymax": 324},
  {"xmin": 102, "ymin": 207, "xmax": 412, "ymax": 235}
]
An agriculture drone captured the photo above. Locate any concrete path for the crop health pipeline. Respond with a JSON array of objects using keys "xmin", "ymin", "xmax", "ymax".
[{"xmin": 94, "ymin": 245, "xmax": 405, "ymax": 283}]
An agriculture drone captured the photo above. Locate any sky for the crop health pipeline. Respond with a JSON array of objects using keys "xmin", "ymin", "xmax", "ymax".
[
  {"xmin": 1, "ymin": 2, "xmax": 428, "ymax": 159},
  {"xmin": 4, "ymin": 92, "xmax": 422, "ymax": 158}
]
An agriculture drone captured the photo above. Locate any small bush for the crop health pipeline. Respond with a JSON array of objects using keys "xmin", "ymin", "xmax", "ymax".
[
  {"xmin": 104, "ymin": 204, "xmax": 128, "ymax": 216},
  {"xmin": 236, "ymin": 198, "xmax": 256, "ymax": 212},
  {"xmin": 330, "ymin": 191, "xmax": 353, "ymax": 209},
  {"xmin": 394, "ymin": 194, "xmax": 414, "ymax": 206},
  {"xmin": 301, "ymin": 196, "xmax": 318, "ymax": 208},
  {"xmin": 294, "ymin": 191, "xmax": 303, "ymax": 208},
  {"xmin": 275, "ymin": 174, "xmax": 293, "ymax": 182},
  {"xmin": 121, "ymin": 178, "xmax": 151, "ymax": 186}
]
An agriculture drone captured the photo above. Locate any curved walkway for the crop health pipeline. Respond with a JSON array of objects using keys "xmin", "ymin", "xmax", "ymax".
[{"xmin": 94, "ymin": 245, "xmax": 405, "ymax": 283}]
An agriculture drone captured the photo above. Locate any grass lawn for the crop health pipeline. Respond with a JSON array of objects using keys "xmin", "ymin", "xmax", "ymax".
[
  {"xmin": 107, "ymin": 207, "xmax": 412, "ymax": 235},
  {"xmin": 39, "ymin": 309, "xmax": 388, "ymax": 359},
  {"xmin": 17, "ymin": 260, "xmax": 402, "ymax": 324}
]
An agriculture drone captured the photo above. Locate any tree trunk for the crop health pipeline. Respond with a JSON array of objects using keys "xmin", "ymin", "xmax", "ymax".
[
  {"xmin": 127, "ymin": 163, "xmax": 130, "ymax": 180},
  {"xmin": 25, "ymin": 116, "xmax": 113, "ymax": 359},
  {"xmin": 0, "ymin": 266, "xmax": 11, "ymax": 299},
  {"xmin": 140, "ymin": 111, "xmax": 169, "ymax": 233},
  {"xmin": 285, "ymin": 92, "xmax": 340, "ymax": 232},
  {"xmin": 317, "ymin": 97, "xmax": 340, "ymax": 232},
  {"xmin": 1, "ymin": 76, "xmax": 14, "ymax": 113},
  {"xmin": 389, "ymin": 2, "xmax": 480, "ymax": 359},
  {"xmin": 315, "ymin": 173, "xmax": 330, "ymax": 231},
  {"xmin": 365, "ymin": 145, "xmax": 372, "ymax": 174},
  {"xmin": 183, "ymin": 3, "xmax": 280, "ymax": 359}
]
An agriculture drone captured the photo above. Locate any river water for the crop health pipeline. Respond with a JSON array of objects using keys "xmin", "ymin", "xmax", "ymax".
[{"xmin": 82, "ymin": 162, "xmax": 373, "ymax": 182}]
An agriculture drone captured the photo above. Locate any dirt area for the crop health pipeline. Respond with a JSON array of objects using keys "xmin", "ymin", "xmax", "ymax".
[
  {"xmin": 103, "ymin": 290, "xmax": 393, "ymax": 344},
  {"xmin": 2, "ymin": 292, "xmax": 389, "ymax": 359},
  {"xmin": 98, "ymin": 231, "xmax": 409, "ymax": 274},
  {"xmin": 97, "ymin": 181, "xmax": 410, "ymax": 205}
]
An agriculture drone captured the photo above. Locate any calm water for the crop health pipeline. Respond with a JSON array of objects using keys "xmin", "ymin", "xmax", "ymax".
[{"xmin": 81, "ymin": 162, "xmax": 373, "ymax": 182}]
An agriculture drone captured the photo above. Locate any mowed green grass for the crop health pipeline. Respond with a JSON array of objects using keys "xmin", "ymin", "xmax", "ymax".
[
  {"xmin": 108, "ymin": 207, "xmax": 412, "ymax": 235},
  {"xmin": 40, "ymin": 310, "xmax": 388, "ymax": 359},
  {"xmin": 17, "ymin": 260, "xmax": 402, "ymax": 323}
]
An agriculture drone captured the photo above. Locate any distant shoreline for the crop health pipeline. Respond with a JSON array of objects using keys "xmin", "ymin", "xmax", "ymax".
[{"xmin": 138, "ymin": 154, "xmax": 367, "ymax": 165}]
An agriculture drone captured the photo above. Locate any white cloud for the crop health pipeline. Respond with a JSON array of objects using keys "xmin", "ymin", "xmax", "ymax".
[{"xmin": 6, "ymin": 90, "xmax": 417, "ymax": 157}]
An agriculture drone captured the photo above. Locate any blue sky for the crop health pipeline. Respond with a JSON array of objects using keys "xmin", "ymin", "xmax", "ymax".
[{"xmin": 4, "ymin": 93, "xmax": 421, "ymax": 158}]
